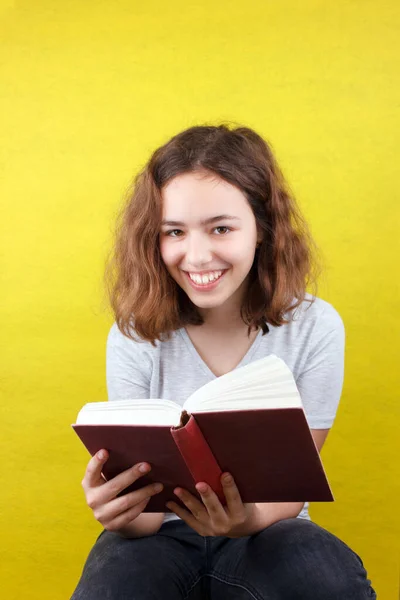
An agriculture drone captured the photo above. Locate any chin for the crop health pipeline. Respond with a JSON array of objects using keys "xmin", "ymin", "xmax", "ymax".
[
  {"xmin": 191, "ymin": 299, "xmax": 224, "ymax": 310},
  {"xmin": 185, "ymin": 292, "xmax": 230, "ymax": 309}
]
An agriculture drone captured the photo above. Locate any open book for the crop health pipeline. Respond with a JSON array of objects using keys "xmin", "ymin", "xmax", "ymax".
[{"xmin": 73, "ymin": 354, "xmax": 333, "ymax": 512}]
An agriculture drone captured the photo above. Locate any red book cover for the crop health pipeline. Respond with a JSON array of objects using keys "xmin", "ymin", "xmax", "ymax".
[
  {"xmin": 72, "ymin": 407, "xmax": 333, "ymax": 512},
  {"xmin": 170, "ymin": 412, "xmax": 225, "ymax": 504}
]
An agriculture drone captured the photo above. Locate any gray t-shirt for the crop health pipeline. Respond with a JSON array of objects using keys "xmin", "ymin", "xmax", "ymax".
[{"xmin": 106, "ymin": 293, "xmax": 345, "ymax": 524}]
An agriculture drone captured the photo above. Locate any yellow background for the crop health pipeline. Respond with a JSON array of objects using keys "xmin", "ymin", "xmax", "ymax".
[{"xmin": 1, "ymin": 1, "xmax": 399, "ymax": 598}]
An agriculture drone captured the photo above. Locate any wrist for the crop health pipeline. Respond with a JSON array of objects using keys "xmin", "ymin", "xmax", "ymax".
[
  {"xmin": 116, "ymin": 512, "xmax": 165, "ymax": 538},
  {"xmin": 228, "ymin": 504, "xmax": 265, "ymax": 538}
]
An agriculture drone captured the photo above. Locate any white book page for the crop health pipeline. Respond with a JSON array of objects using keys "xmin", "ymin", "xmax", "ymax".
[
  {"xmin": 75, "ymin": 399, "xmax": 182, "ymax": 426},
  {"xmin": 183, "ymin": 354, "xmax": 303, "ymax": 413},
  {"xmin": 74, "ymin": 355, "xmax": 302, "ymax": 425}
]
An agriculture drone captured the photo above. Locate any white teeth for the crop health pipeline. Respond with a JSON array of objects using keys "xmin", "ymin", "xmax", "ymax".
[{"xmin": 188, "ymin": 270, "xmax": 223, "ymax": 285}]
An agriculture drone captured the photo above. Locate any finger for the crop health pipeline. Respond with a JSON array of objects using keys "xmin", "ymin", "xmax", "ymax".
[
  {"xmin": 195, "ymin": 483, "xmax": 227, "ymax": 521},
  {"xmin": 220, "ymin": 473, "xmax": 244, "ymax": 515},
  {"xmin": 173, "ymin": 488, "xmax": 208, "ymax": 521},
  {"xmin": 105, "ymin": 497, "xmax": 151, "ymax": 532},
  {"xmin": 97, "ymin": 461, "xmax": 152, "ymax": 504},
  {"xmin": 166, "ymin": 500, "xmax": 201, "ymax": 532},
  {"xmin": 82, "ymin": 450, "xmax": 109, "ymax": 492},
  {"xmin": 95, "ymin": 482, "xmax": 164, "ymax": 524}
]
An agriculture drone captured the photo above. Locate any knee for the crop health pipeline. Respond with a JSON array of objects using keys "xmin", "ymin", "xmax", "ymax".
[
  {"xmin": 253, "ymin": 518, "xmax": 375, "ymax": 599},
  {"xmin": 71, "ymin": 531, "xmax": 171, "ymax": 600},
  {"xmin": 258, "ymin": 517, "xmax": 360, "ymax": 565}
]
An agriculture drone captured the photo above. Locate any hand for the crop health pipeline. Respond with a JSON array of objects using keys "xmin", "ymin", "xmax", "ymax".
[
  {"xmin": 81, "ymin": 449, "xmax": 164, "ymax": 532},
  {"xmin": 166, "ymin": 473, "xmax": 261, "ymax": 537}
]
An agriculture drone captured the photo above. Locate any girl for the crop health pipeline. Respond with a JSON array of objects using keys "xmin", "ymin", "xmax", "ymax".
[{"xmin": 71, "ymin": 124, "xmax": 376, "ymax": 599}]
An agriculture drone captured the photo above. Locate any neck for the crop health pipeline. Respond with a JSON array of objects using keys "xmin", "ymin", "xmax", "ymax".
[
  {"xmin": 197, "ymin": 279, "xmax": 250, "ymax": 332},
  {"xmin": 199, "ymin": 305, "xmax": 244, "ymax": 331}
]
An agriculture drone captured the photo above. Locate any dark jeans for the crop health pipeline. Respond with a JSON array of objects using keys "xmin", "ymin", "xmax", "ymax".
[{"xmin": 71, "ymin": 518, "xmax": 376, "ymax": 599}]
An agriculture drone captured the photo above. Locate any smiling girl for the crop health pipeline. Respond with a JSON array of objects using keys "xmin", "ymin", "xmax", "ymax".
[{"xmin": 71, "ymin": 124, "xmax": 375, "ymax": 599}]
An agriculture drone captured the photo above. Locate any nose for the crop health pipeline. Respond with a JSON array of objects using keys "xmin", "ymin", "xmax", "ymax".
[{"xmin": 185, "ymin": 232, "xmax": 213, "ymax": 268}]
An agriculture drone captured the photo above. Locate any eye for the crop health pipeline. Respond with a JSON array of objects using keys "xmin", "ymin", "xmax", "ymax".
[
  {"xmin": 165, "ymin": 229, "xmax": 184, "ymax": 237},
  {"xmin": 214, "ymin": 226, "xmax": 231, "ymax": 235}
]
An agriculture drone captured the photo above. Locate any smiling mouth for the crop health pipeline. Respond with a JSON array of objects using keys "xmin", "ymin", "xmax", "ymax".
[
  {"xmin": 187, "ymin": 270, "xmax": 224, "ymax": 284},
  {"xmin": 183, "ymin": 269, "xmax": 228, "ymax": 289}
]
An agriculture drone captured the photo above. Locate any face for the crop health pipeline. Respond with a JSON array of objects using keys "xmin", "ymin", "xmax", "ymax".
[{"xmin": 159, "ymin": 171, "xmax": 261, "ymax": 314}]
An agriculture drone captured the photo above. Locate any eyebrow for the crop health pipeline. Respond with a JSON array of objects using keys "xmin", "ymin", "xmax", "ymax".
[{"xmin": 161, "ymin": 214, "xmax": 241, "ymax": 227}]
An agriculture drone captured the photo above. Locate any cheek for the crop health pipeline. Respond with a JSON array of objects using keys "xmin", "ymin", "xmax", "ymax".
[
  {"xmin": 159, "ymin": 239, "xmax": 180, "ymax": 268},
  {"xmin": 223, "ymin": 241, "xmax": 256, "ymax": 266}
]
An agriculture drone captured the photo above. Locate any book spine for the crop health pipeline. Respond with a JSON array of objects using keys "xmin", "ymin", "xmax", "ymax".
[{"xmin": 170, "ymin": 414, "xmax": 225, "ymax": 505}]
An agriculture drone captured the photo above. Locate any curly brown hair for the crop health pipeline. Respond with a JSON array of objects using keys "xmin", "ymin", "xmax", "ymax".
[{"xmin": 104, "ymin": 123, "xmax": 322, "ymax": 344}]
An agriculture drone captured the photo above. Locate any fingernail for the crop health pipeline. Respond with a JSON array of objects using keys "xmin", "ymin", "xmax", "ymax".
[
  {"xmin": 97, "ymin": 450, "xmax": 106, "ymax": 460},
  {"xmin": 139, "ymin": 463, "xmax": 149, "ymax": 473},
  {"xmin": 196, "ymin": 483, "xmax": 208, "ymax": 493},
  {"xmin": 222, "ymin": 474, "xmax": 233, "ymax": 484},
  {"xmin": 154, "ymin": 483, "xmax": 163, "ymax": 492}
]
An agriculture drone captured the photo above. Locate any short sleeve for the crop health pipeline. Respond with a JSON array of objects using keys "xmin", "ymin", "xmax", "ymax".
[
  {"xmin": 106, "ymin": 323, "xmax": 151, "ymax": 401},
  {"xmin": 296, "ymin": 305, "xmax": 345, "ymax": 429}
]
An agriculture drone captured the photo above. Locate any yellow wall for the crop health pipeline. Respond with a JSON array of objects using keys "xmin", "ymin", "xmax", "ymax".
[{"xmin": 1, "ymin": 1, "xmax": 398, "ymax": 598}]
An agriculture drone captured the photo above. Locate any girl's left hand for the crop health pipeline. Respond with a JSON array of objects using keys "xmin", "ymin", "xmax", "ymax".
[{"xmin": 166, "ymin": 473, "xmax": 261, "ymax": 537}]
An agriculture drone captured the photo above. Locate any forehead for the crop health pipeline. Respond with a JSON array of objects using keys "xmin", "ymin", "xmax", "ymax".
[{"xmin": 161, "ymin": 172, "xmax": 251, "ymax": 219}]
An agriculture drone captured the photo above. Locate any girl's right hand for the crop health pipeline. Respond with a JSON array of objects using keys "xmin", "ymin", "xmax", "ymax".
[{"xmin": 81, "ymin": 449, "xmax": 164, "ymax": 532}]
